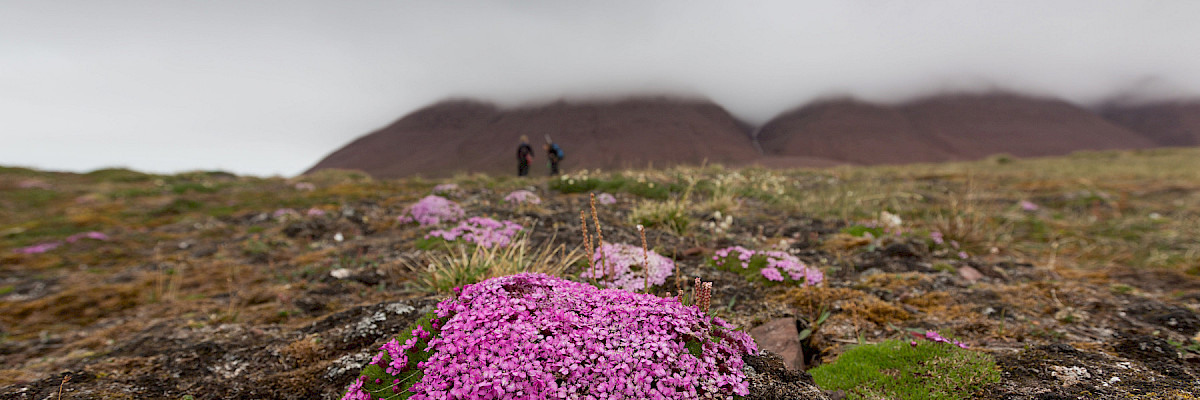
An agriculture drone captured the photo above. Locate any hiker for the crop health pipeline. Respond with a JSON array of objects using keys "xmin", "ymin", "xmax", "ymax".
[
  {"xmin": 516, "ymin": 135, "xmax": 534, "ymax": 176},
  {"xmin": 544, "ymin": 135, "xmax": 563, "ymax": 175}
]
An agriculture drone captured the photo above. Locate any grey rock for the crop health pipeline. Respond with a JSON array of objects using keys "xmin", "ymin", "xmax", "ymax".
[{"xmin": 742, "ymin": 351, "xmax": 831, "ymax": 400}]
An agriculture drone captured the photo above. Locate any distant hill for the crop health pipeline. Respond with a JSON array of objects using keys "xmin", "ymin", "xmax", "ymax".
[
  {"xmin": 1099, "ymin": 100, "xmax": 1200, "ymax": 146},
  {"xmin": 758, "ymin": 93, "xmax": 1159, "ymax": 165},
  {"xmin": 756, "ymin": 98, "xmax": 955, "ymax": 164},
  {"xmin": 308, "ymin": 92, "xmax": 1198, "ymax": 178},
  {"xmin": 306, "ymin": 97, "xmax": 761, "ymax": 178}
]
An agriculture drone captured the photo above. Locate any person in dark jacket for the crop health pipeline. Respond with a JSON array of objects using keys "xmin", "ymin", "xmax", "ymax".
[
  {"xmin": 516, "ymin": 135, "xmax": 533, "ymax": 176},
  {"xmin": 544, "ymin": 135, "xmax": 562, "ymax": 175}
]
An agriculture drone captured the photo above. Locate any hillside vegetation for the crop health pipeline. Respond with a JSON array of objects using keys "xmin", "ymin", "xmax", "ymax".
[{"xmin": 2, "ymin": 148, "xmax": 1200, "ymax": 399}]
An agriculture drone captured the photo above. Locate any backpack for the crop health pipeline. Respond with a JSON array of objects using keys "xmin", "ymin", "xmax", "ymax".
[{"xmin": 551, "ymin": 143, "xmax": 564, "ymax": 160}]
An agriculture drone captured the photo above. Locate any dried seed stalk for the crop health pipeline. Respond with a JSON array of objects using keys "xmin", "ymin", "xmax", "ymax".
[
  {"xmin": 589, "ymin": 193, "xmax": 607, "ymax": 280},
  {"xmin": 693, "ymin": 277, "xmax": 713, "ymax": 313},
  {"xmin": 580, "ymin": 210, "xmax": 595, "ymax": 285},
  {"xmin": 638, "ymin": 224, "xmax": 649, "ymax": 293}
]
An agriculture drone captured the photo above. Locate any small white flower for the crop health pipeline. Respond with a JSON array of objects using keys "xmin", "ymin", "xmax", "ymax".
[
  {"xmin": 879, "ymin": 211, "xmax": 902, "ymax": 229},
  {"xmin": 334, "ymin": 232, "xmax": 344, "ymax": 242}
]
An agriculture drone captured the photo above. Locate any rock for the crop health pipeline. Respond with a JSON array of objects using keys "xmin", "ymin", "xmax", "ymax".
[
  {"xmin": 882, "ymin": 242, "xmax": 919, "ymax": 258},
  {"xmin": 750, "ymin": 317, "xmax": 804, "ymax": 370},
  {"xmin": 959, "ymin": 266, "xmax": 984, "ymax": 283},
  {"xmin": 1125, "ymin": 300, "xmax": 1200, "ymax": 336},
  {"xmin": 822, "ymin": 233, "xmax": 871, "ymax": 250},
  {"xmin": 294, "ymin": 296, "xmax": 326, "ymax": 315},
  {"xmin": 742, "ymin": 351, "xmax": 830, "ymax": 400}
]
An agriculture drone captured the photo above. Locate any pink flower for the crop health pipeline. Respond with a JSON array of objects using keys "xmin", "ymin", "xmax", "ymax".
[
  {"xmin": 1019, "ymin": 200, "xmax": 1039, "ymax": 212},
  {"xmin": 272, "ymin": 208, "xmax": 298, "ymax": 219},
  {"xmin": 930, "ymin": 231, "xmax": 944, "ymax": 245},
  {"xmin": 16, "ymin": 242, "xmax": 61, "ymax": 254},
  {"xmin": 427, "ymin": 217, "xmax": 523, "ymax": 248},
  {"xmin": 713, "ymin": 246, "xmax": 823, "ymax": 286},
  {"xmin": 504, "ymin": 190, "xmax": 541, "ymax": 205},
  {"xmin": 432, "ymin": 183, "xmax": 459, "ymax": 195},
  {"xmin": 596, "ymin": 193, "xmax": 617, "ymax": 205},
  {"xmin": 398, "ymin": 195, "xmax": 465, "ymax": 226},
  {"xmin": 580, "ymin": 243, "xmax": 675, "ymax": 292},
  {"xmin": 66, "ymin": 231, "xmax": 109, "ymax": 243},
  {"xmin": 760, "ymin": 267, "xmax": 784, "ymax": 282},
  {"xmin": 17, "ymin": 180, "xmax": 52, "ymax": 189},
  {"xmin": 908, "ymin": 329, "xmax": 967, "ymax": 348},
  {"xmin": 341, "ymin": 376, "xmax": 371, "ymax": 400}
]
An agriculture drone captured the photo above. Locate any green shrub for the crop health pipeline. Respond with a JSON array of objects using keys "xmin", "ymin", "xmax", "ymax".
[
  {"xmin": 548, "ymin": 177, "xmax": 601, "ymax": 193},
  {"xmin": 841, "ymin": 225, "xmax": 884, "ymax": 238},
  {"xmin": 810, "ymin": 339, "xmax": 999, "ymax": 400},
  {"xmin": 169, "ymin": 182, "xmax": 221, "ymax": 194},
  {"xmin": 548, "ymin": 174, "xmax": 683, "ymax": 200},
  {"xmin": 152, "ymin": 198, "xmax": 204, "ymax": 216},
  {"xmin": 85, "ymin": 167, "xmax": 155, "ymax": 183}
]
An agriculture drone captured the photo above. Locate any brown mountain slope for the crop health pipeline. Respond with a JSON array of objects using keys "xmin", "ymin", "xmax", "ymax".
[
  {"xmin": 1100, "ymin": 101, "xmax": 1200, "ymax": 146},
  {"xmin": 756, "ymin": 98, "xmax": 957, "ymax": 164},
  {"xmin": 902, "ymin": 93, "xmax": 1158, "ymax": 159},
  {"xmin": 758, "ymin": 93, "xmax": 1159, "ymax": 165},
  {"xmin": 306, "ymin": 97, "xmax": 760, "ymax": 178}
]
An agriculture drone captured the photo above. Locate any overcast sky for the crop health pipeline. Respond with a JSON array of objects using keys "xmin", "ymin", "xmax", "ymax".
[{"xmin": 2, "ymin": 1, "xmax": 1199, "ymax": 177}]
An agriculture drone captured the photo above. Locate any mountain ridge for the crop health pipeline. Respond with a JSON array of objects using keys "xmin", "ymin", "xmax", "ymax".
[{"xmin": 307, "ymin": 92, "xmax": 1200, "ymax": 178}]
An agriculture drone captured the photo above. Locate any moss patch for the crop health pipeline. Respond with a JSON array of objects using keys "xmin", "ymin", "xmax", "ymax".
[{"xmin": 810, "ymin": 339, "xmax": 999, "ymax": 400}]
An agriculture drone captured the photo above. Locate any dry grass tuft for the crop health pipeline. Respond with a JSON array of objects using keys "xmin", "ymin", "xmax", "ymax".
[
  {"xmin": 396, "ymin": 233, "xmax": 583, "ymax": 293},
  {"xmin": 775, "ymin": 286, "xmax": 910, "ymax": 327}
]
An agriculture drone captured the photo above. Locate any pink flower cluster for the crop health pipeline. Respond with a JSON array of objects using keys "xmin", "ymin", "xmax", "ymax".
[
  {"xmin": 17, "ymin": 179, "xmax": 52, "ymax": 189},
  {"xmin": 273, "ymin": 208, "xmax": 299, "ymax": 219},
  {"xmin": 432, "ymin": 183, "xmax": 459, "ymax": 195},
  {"xmin": 15, "ymin": 231, "xmax": 109, "ymax": 254},
  {"xmin": 929, "ymin": 231, "xmax": 944, "ymax": 245},
  {"xmin": 398, "ymin": 195, "xmax": 465, "ymax": 226},
  {"xmin": 580, "ymin": 243, "xmax": 675, "ymax": 292},
  {"xmin": 504, "ymin": 190, "xmax": 541, "ymax": 205},
  {"xmin": 908, "ymin": 330, "xmax": 969, "ymax": 349},
  {"xmin": 596, "ymin": 193, "xmax": 617, "ymax": 205},
  {"xmin": 427, "ymin": 217, "xmax": 524, "ymax": 248},
  {"xmin": 374, "ymin": 325, "xmax": 433, "ymax": 375},
  {"xmin": 712, "ymin": 246, "xmax": 823, "ymax": 286},
  {"xmin": 343, "ymin": 273, "xmax": 756, "ymax": 400}
]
